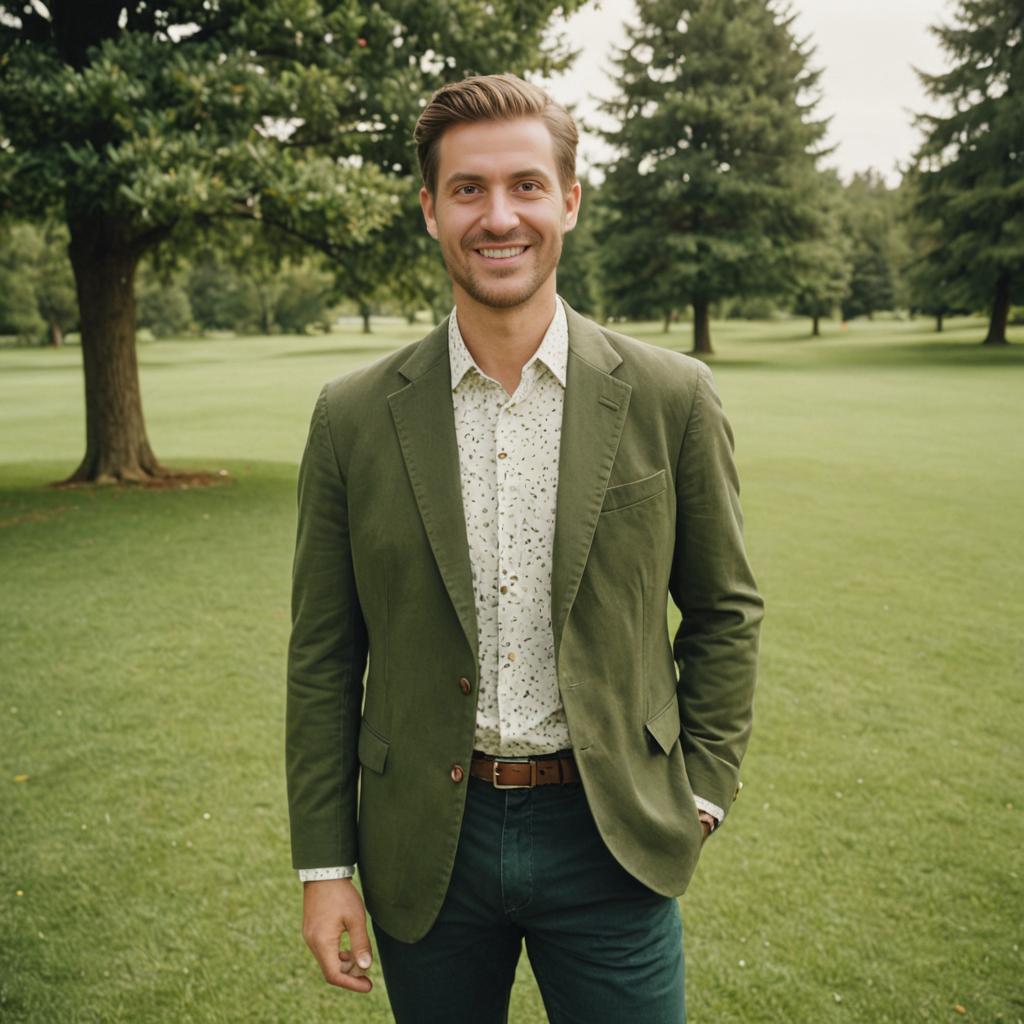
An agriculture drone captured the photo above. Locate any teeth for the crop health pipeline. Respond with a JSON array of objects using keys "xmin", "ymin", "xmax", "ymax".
[{"xmin": 479, "ymin": 247, "xmax": 526, "ymax": 258}]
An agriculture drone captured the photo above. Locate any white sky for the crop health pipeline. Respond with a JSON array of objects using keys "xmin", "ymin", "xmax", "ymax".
[{"xmin": 542, "ymin": 0, "xmax": 957, "ymax": 186}]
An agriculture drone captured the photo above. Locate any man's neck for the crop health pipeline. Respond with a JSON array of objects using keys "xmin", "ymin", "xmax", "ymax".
[{"xmin": 453, "ymin": 282, "xmax": 558, "ymax": 395}]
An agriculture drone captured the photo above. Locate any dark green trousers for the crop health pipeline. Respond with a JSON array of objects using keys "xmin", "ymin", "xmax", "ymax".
[{"xmin": 373, "ymin": 770, "xmax": 686, "ymax": 1023}]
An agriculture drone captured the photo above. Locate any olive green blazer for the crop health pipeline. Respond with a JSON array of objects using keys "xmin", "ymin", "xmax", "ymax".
[{"xmin": 286, "ymin": 301, "xmax": 763, "ymax": 943}]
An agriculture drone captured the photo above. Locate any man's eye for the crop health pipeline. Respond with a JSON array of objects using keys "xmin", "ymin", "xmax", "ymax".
[
  {"xmin": 456, "ymin": 185, "xmax": 479, "ymax": 196},
  {"xmin": 519, "ymin": 182, "xmax": 539, "ymax": 192}
]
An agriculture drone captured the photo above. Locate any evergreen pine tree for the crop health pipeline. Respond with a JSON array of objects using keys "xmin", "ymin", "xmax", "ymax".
[
  {"xmin": 911, "ymin": 0, "xmax": 1024, "ymax": 345},
  {"xmin": 594, "ymin": 0, "xmax": 830, "ymax": 353}
]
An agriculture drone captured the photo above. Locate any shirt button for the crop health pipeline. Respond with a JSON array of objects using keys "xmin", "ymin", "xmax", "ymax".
[
  {"xmin": 497, "ymin": 451, "xmax": 508, "ymax": 459},
  {"xmin": 450, "ymin": 764, "xmax": 464, "ymax": 783},
  {"xmin": 507, "ymin": 651, "xmax": 517, "ymax": 662},
  {"xmin": 458, "ymin": 676, "xmax": 471, "ymax": 694}
]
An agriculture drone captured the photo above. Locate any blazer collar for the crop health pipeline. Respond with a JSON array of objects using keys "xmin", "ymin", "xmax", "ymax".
[
  {"xmin": 389, "ymin": 298, "xmax": 631, "ymax": 668},
  {"xmin": 395, "ymin": 297, "xmax": 622, "ymax": 383}
]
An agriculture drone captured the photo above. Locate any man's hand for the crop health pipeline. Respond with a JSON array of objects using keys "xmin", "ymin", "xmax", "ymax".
[
  {"xmin": 698, "ymin": 811, "xmax": 715, "ymax": 841},
  {"xmin": 302, "ymin": 878, "xmax": 374, "ymax": 993}
]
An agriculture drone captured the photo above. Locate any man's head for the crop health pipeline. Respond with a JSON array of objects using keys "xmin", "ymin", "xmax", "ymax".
[{"xmin": 413, "ymin": 74, "xmax": 581, "ymax": 312}]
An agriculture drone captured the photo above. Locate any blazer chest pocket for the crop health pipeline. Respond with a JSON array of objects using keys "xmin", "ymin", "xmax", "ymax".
[
  {"xmin": 601, "ymin": 469, "xmax": 667, "ymax": 514},
  {"xmin": 358, "ymin": 721, "xmax": 390, "ymax": 775}
]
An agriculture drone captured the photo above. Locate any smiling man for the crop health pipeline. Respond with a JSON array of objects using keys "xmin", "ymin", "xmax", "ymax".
[{"xmin": 286, "ymin": 74, "xmax": 763, "ymax": 1023}]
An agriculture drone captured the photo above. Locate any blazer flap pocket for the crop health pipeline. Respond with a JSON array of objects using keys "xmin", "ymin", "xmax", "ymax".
[
  {"xmin": 358, "ymin": 722, "xmax": 390, "ymax": 775},
  {"xmin": 601, "ymin": 470, "xmax": 666, "ymax": 513},
  {"xmin": 644, "ymin": 694, "xmax": 681, "ymax": 756}
]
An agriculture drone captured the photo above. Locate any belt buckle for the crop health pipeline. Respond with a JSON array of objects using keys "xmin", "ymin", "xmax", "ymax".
[{"xmin": 492, "ymin": 756, "xmax": 532, "ymax": 789}]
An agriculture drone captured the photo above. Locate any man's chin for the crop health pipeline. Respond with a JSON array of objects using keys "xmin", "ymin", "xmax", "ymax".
[{"xmin": 455, "ymin": 272, "xmax": 549, "ymax": 311}]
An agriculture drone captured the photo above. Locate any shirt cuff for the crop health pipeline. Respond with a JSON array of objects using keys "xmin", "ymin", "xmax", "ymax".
[
  {"xmin": 694, "ymin": 795, "xmax": 725, "ymax": 827},
  {"xmin": 298, "ymin": 865, "xmax": 355, "ymax": 882}
]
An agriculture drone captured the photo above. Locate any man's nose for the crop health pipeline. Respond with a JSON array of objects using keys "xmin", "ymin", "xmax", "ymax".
[{"xmin": 480, "ymin": 191, "xmax": 519, "ymax": 236}]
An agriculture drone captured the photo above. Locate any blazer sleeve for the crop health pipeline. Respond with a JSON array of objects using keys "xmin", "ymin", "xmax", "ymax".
[
  {"xmin": 669, "ymin": 363, "xmax": 764, "ymax": 821},
  {"xmin": 286, "ymin": 384, "xmax": 368, "ymax": 869}
]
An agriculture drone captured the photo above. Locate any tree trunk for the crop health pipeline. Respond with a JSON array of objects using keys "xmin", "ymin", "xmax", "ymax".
[
  {"xmin": 64, "ymin": 215, "xmax": 166, "ymax": 483},
  {"xmin": 936, "ymin": 312, "xmax": 943, "ymax": 333},
  {"xmin": 49, "ymin": 320, "xmax": 64, "ymax": 347},
  {"xmin": 983, "ymin": 273, "xmax": 1011, "ymax": 345},
  {"xmin": 662, "ymin": 309, "xmax": 672, "ymax": 333},
  {"xmin": 360, "ymin": 302, "xmax": 372, "ymax": 334},
  {"xmin": 691, "ymin": 298, "xmax": 712, "ymax": 355},
  {"xmin": 811, "ymin": 315, "xmax": 820, "ymax": 337}
]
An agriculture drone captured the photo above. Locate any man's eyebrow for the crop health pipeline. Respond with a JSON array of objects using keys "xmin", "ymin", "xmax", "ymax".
[{"xmin": 442, "ymin": 168, "xmax": 554, "ymax": 189}]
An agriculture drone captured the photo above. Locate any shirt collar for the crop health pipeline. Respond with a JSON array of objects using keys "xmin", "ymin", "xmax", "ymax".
[{"xmin": 449, "ymin": 297, "xmax": 569, "ymax": 391}]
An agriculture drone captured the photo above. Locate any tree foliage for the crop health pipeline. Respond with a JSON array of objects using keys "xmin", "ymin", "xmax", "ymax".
[{"xmin": 0, "ymin": 0, "xmax": 581, "ymax": 480}]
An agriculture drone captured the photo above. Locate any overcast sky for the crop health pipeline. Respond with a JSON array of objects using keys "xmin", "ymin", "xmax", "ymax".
[{"xmin": 541, "ymin": 0, "xmax": 957, "ymax": 186}]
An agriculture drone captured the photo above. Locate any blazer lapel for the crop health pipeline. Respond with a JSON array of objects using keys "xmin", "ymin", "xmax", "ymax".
[
  {"xmin": 551, "ymin": 304, "xmax": 632, "ymax": 660},
  {"xmin": 388, "ymin": 319, "xmax": 479, "ymax": 665}
]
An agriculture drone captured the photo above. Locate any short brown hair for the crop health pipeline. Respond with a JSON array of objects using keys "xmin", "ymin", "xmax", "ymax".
[{"xmin": 413, "ymin": 73, "xmax": 578, "ymax": 197}]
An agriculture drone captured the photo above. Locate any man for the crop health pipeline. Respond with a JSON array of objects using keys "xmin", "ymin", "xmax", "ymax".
[{"xmin": 286, "ymin": 73, "xmax": 763, "ymax": 1022}]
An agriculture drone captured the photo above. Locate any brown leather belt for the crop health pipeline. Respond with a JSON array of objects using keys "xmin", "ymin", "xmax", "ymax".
[{"xmin": 470, "ymin": 752, "xmax": 579, "ymax": 789}]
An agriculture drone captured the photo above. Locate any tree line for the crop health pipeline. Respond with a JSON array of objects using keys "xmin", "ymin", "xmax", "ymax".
[
  {"xmin": 0, "ymin": 0, "xmax": 1020, "ymax": 482},
  {"xmin": 0, "ymin": 163, "xmax": 932, "ymax": 345}
]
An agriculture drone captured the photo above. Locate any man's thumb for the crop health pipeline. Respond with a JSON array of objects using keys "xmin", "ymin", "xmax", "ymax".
[{"xmin": 348, "ymin": 918, "xmax": 373, "ymax": 970}]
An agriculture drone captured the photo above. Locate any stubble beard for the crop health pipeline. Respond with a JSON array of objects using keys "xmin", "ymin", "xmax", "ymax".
[{"xmin": 443, "ymin": 232, "xmax": 563, "ymax": 311}]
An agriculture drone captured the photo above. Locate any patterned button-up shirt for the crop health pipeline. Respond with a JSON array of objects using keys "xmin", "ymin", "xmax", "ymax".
[{"xmin": 449, "ymin": 298, "xmax": 571, "ymax": 756}]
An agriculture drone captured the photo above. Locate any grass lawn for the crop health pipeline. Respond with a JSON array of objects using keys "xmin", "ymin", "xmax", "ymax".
[{"xmin": 1, "ymin": 315, "xmax": 1022, "ymax": 1023}]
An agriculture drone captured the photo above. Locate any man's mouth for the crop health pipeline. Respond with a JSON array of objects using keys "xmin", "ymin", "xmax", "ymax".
[{"xmin": 475, "ymin": 245, "xmax": 529, "ymax": 260}]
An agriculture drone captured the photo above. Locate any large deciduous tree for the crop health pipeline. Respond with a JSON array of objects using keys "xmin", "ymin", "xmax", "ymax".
[
  {"xmin": 0, "ymin": 0, "xmax": 580, "ymax": 482},
  {"xmin": 910, "ymin": 0, "xmax": 1024, "ymax": 346},
  {"xmin": 594, "ymin": 0, "xmax": 830, "ymax": 354}
]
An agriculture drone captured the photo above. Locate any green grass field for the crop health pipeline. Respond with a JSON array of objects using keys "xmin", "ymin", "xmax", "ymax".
[{"xmin": 2, "ymin": 315, "xmax": 1022, "ymax": 1023}]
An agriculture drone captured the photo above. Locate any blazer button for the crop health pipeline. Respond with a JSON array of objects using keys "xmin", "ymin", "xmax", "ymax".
[
  {"xmin": 458, "ymin": 676, "xmax": 471, "ymax": 695},
  {"xmin": 450, "ymin": 764, "xmax": 464, "ymax": 783}
]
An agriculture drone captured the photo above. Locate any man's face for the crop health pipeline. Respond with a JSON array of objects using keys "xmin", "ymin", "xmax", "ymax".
[{"xmin": 420, "ymin": 117, "xmax": 581, "ymax": 311}]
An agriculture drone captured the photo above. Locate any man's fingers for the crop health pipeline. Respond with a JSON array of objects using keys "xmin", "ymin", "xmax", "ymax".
[
  {"xmin": 311, "ymin": 939, "xmax": 372, "ymax": 992},
  {"xmin": 338, "ymin": 950, "xmax": 371, "ymax": 978}
]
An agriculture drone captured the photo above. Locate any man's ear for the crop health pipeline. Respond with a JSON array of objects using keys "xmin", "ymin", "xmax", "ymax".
[
  {"xmin": 420, "ymin": 186, "xmax": 439, "ymax": 240},
  {"xmin": 563, "ymin": 180, "xmax": 582, "ymax": 233}
]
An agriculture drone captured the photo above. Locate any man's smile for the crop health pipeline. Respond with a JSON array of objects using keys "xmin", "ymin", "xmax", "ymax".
[{"xmin": 473, "ymin": 244, "xmax": 530, "ymax": 264}]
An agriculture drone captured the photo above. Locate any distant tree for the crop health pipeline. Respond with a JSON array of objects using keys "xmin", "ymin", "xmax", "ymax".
[
  {"xmin": 791, "ymin": 170, "xmax": 852, "ymax": 336},
  {"xmin": 910, "ymin": 0, "xmax": 1024, "ymax": 345},
  {"xmin": 839, "ymin": 170, "xmax": 906, "ymax": 321},
  {"xmin": 900, "ymin": 173, "xmax": 970, "ymax": 332},
  {"xmin": 0, "ymin": 224, "xmax": 42, "ymax": 341},
  {"xmin": 136, "ymin": 263, "xmax": 194, "ymax": 338},
  {"xmin": 0, "ymin": 221, "xmax": 77, "ymax": 344},
  {"xmin": 185, "ymin": 250, "xmax": 261, "ymax": 335},
  {"xmin": 275, "ymin": 261, "xmax": 334, "ymax": 334},
  {"xmin": 0, "ymin": 1, "xmax": 582, "ymax": 482},
  {"xmin": 594, "ymin": 0, "xmax": 831, "ymax": 354},
  {"xmin": 556, "ymin": 173, "xmax": 601, "ymax": 318}
]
